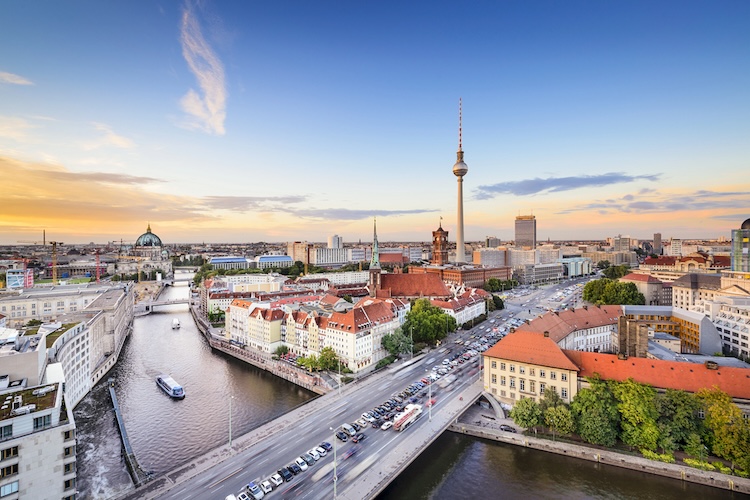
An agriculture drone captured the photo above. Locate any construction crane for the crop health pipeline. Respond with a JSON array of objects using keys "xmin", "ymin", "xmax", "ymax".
[{"xmin": 17, "ymin": 238, "xmax": 64, "ymax": 284}]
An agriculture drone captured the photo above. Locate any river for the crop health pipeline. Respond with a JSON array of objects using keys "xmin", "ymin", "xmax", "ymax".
[{"xmin": 74, "ymin": 275, "xmax": 737, "ymax": 499}]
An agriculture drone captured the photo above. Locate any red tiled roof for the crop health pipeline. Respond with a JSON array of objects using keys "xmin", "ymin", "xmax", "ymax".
[
  {"xmin": 713, "ymin": 255, "xmax": 731, "ymax": 267},
  {"xmin": 621, "ymin": 273, "xmax": 662, "ymax": 284},
  {"xmin": 380, "ymin": 253, "xmax": 407, "ymax": 264},
  {"xmin": 483, "ymin": 330, "xmax": 580, "ymax": 372},
  {"xmin": 643, "ymin": 256, "xmax": 677, "ymax": 266},
  {"xmin": 379, "ymin": 273, "xmax": 451, "ymax": 299},
  {"xmin": 515, "ymin": 305, "xmax": 622, "ymax": 343},
  {"xmin": 564, "ymin": 350, "xmax": 750, "ymax": 400}
]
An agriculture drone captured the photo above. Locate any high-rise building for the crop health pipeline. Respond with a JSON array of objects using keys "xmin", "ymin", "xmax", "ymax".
[
  {"xmin": 669, "ymin": 238, "xmax": 683, "ymax": 257},
  {"xmin": 653, "ymin": 233, "xmax": 662, "ymax": 255},
  {"xmin": 613, "ymin": 235, "xmax": 632, "ymax": 252},
  {"xmin": 452, "ymin": 99, "xmax": 468, "ymax": 263},
  {"xmin": 731, "ymin": 218, "xmax": 750, "ymax": 272},
  {"xmin": 514, "ymin": 215, "xmax": 536, "ymax": 249},
  {"xmin": 485, "ymin": 236, "xmax": 501, "ymax": 248},
  {"xmin": 328, "ymin": 234, "xmax": 343, "ymax": 249}
]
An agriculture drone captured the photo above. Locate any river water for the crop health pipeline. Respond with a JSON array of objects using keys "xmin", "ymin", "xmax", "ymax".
[{"xmin": 75, "ymin": 274, "xmax": 737, "ymax": 499}]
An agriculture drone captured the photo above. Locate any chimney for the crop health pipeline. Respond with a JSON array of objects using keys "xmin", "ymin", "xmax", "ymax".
[
  {"xmin": 617, "ymin": 352, "xmax": 628, "ymax": 360},
  {"xmin": 705, "ymin": 361, "xmax": 719, "ymax": 370},
  {"xmin": 543, "ymin": 330, "xmax": 549, "ymax": 338}
]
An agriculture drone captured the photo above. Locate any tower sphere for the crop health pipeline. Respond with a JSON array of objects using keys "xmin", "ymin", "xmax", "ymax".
[
  {"xmin": 742, "ymin": 218, "xmax": 750, "ymax": 230},
  {"xmin": 453, "ymin": 159, "xmax": 468, "ymax": 177}
]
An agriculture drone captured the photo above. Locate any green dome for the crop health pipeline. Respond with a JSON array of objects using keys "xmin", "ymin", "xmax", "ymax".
[{"xmin": 135, "ymin": 224, "xmax": 162, "ymax": 247}]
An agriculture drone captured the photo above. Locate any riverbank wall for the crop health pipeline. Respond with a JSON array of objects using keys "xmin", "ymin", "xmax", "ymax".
[
  {"xmin": 189, "ymin": 306, "xmax": 331, "ymax": 395},
  {"xmin": 448, "ymin": 422, "xmax": 750, "ymax": 495}
]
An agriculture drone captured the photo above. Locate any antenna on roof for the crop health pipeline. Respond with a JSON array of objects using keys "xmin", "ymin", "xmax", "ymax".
[{"xmin": 458, "ymin": 98, "xmax": 462, "ymax": 151}]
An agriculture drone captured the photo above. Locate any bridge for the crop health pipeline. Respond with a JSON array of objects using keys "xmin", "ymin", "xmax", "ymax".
[{"xmin": 116, "ymin": 350, "xmax": 500, "ymax": 500}]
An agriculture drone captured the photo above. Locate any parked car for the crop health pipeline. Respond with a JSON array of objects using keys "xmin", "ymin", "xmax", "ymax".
[
  {"xmin": 336, "ymin": 431, "xmax": 348, "ymax": 442},
  {"xmin": 301, "ymin": 453, "xmax": 315, "ymax": 466},
  {"xmin": 278, "ymin": 468, "xmax": 293, "ymax": 482},
  {"xmin": 295, "ymin": 457, "xmax": 309, "ymax": 471},
  {"xmin": 320, "ymin": 442, "xmax": 333, "ymax": 452},
  {"xmin": 246, "ymin": 481, "xmax": 265, "ymax": 499},
  {"xmin": 381, "ymin": 421, "xmax": 393, "ymax": 430},
  {"xmin": 260, "ymin": 480, "xmax": 273, "ymax": 494},
  {"xmin": 307, "ymin": 448, "xmax": 320, "ymax": 460},
  {"xmin": 315, "ymin": 445, "xmax": 327, "ymax": 457},
  {"xmin": 499, "ymin": 424, "xmax": 517, "ymax": 433},
  {"xmin": 269, "ymin": 473, "xmax": 284, "ymax": 486},
  {"xmin": 287, "ymin": 463, "xmax": 302, "ymax": 475}
]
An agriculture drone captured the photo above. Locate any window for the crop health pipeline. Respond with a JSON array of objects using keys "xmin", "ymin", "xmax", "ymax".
[
  {"xmin": 500, "ymin": 363, "xmax": 506, "ymax": 371},
  {"xmin": 64, "ymin": 430, "xmax": 75, "ymax": 441},
  {"xmin": 0, "ymin": 426, "xmax": 10, "ymax": 441},
  {"xmin": 519, "ymin": 366, "xmax": 525, "ymax": 374},
  {"xmin": 500, "ymin": 376, "xmax": 506, "ymax": 386},
  {"xmin": 34, "ymin": 414, "xmax": 52, "ymax": 430},
  {"xmin": 529, "ymin": 368, "xmax": 535, "ymax": 376},
  {"xmin": 64, "ymin": 478, "xmax": 76, "ymax": 490},
  {"xmin": 491, "ymin": 374, "xmax": 497, "ymax": 384},
  {"xmin": 0, "ymin": 481, "xmax": 18, "ymax": 497},
  {"xmin": 519, "ymin": 379, "xmax": 525, "ymax": 391},
  {"xmin": 530, "ymin": 380, "xmax": 536, "ymax": 393},
  {"xmin": 561, "ymin": 373, "xmax": 567, "ymax": 382},
  {"xmin": 64, "ymin": 446, "xmax": 74, "ymax": 457},
  {"xmin": 0, "ymin": 447, "xmax": 17, "ymax": 461},
  {"xmin": 550, "ymin": 371, "xmax": 557, "ymax": 380},
  {"xmin": 491, "ymin": 361, "xmax": 497, "ymax": 369},
  {"xmin": 509, "ymin": 364, "xmax": 515, "ymax": 373},
  {"xmin": 539, "ymin": 369, "xmax": 545, "ymax": 378},
  {"xmin": 64, "ymin": 462, "xmax": 76, "ymax": 474},
  {"xmin": 561, "ymin": 388, "xmax": 568, "ymax": 399},
  {"xmin": 0, "ymin": 464, "xmax": 18, "ymax": 478},
  {"xmin": 509, "ymin": 378, "xmax": 516, "ymax": 389}
]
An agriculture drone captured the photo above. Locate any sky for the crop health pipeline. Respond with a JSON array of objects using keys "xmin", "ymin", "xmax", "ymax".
[{"xmin": 1, "ymin": 0, "xmax": 749, "ymax": 245}]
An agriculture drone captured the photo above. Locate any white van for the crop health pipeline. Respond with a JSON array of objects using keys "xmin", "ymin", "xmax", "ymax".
[{"xmin": 341, "ymin": 423, "xmax": 356, "ymax": 436}]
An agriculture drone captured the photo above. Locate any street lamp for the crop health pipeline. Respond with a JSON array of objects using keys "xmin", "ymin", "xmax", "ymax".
[
  {"xmin": 228, "ymin": 395, "xmax": 234, "ymax": 448},
  {"xmin": 426, "ymin": 369, "xmax": 432, "ymax": 421},
  {"xmin": 329, "ymin": 427, "xmax": 338, "ymax": 499}
]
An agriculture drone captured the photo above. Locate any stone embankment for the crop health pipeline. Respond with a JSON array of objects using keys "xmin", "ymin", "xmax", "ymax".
[{"xmin": 450, "ymin": 407, "xmax": 750, "ymax": 495}]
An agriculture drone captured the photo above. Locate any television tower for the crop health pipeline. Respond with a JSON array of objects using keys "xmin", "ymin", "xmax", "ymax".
[{"xmin": 452, "ymin": 98, "xmax": 468, "ymax": 263}]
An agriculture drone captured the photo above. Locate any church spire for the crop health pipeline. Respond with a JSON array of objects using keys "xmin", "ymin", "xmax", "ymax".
[{"xmin": 370, "ymin": 217, "xmax": 380, "ymax": 269}]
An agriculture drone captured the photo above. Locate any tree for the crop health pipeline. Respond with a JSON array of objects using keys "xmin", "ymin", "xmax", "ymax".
[
  {"xmin": 612, "ymin": 379, "xmax": 660, "ymax": 451},
  {"xmin": 545, "ymin": 405, "xmax": 575, "ymax": 441},
  {"xmin": 274, "ymin": 345, "xmax": 289, "ymax": 357},
  {"xmin": 485, "ymin": 278, "xmax": 501, "ymax": 292},
  {"xmin": 402, "ymin": 298, "xmax": 457, "ymax": 346},
  {"xmin": 597, "ymin": 260, "xmax": 611, "ymax": 270},
  {"xmin": 492, "ymin": 295, "xmax": 504, "ymax": 310},
  {"xmin": 318, "ymin": 346, "xmax": 338, "ymax": 371},
  {"xmin": 583, "ymin": 279, "xmax": 644, "ymax": 305},
  {"xmin": 655, "ymin": 389, "xmax": 702, "ymax": 452},
  {"xmin": 381, "ymin": 328, "xmax": 414, "ymax": 357},
  {"xmin": 538, "ymin": 387, "xmax": 564, "ymax": 414},
  {"xmin": 342, "ymin": 295, "xmax": 353, "ymax": 303},
  {"xmin": 583, "ymin": 278, "xmax": 611, "ymax": 303},
  {"xmin": 571, "ymin": 377, "xmax": 620, "ymax": 447},
  {"xmin": 510, "ymin": 397, "xmax": 542, "ymax": 434},
  {"xmin": 602, "ymin": 264, "xmax": 630, "ymax": 280},
  {"xmin": 696, "ymin": 387, "xmax": 749, "ymax": 469}
]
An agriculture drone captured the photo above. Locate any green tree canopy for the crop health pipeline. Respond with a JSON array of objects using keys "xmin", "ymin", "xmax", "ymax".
[
  {"xmin": 655, "ymin": 389, "xmax": 702, "ymax": 452},
  {"xmin": 545, "ymin": 405, "xmax": 575, "ymax": 440},
  {"xmin": 402, "ymin": 299, "xmax": 457, "ymax": 346},
  {"xmin": 583, "ymin": 279, "xmax": 645, "ymax": 305},
  {"xmin": 318, "ymin": 346, "xmax": 339, "ymax": 370},
  {"xmin": 696, "ymin": 387, "xmax": 750, "ymax": 468},
  {"xmin": 381, "ymin": 328, "xmax": 414, "ymax": 357},
  {"xmin": 613, "ymin": 378, "xmax": 660, "ymax": 451},
  {"xmin": 510, "ymin": 397, "xmax": 542, "ymax": 433},
  {"xmin": 570, "ymin": 377, "xmax": 620, "ymax": 447}
]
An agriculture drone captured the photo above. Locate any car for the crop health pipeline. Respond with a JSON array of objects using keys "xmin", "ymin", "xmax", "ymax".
[
  {"xmin": 295, "ymin": 457, "xmax": 309, "ymax": 471},
  {"xmin": 269, "ymin": 473, "xmax": 284, "ymax": 487},
  {"xmin": 301, "ymin": 453, "xmax": 315, "ymax": 466},
  {"xmin": 320, "ymin": 442, "xmax": 333, "ymax": 452},
  {"xmin": 246, "ymin": 481, "xmax": 265, "ymax": 499},
  {"xmin": 288, "ymin": 463, "xmax": 302, "ymax": 475},
  {"xmin": 278, "ymin": 468, "xmax": 293, "ymax": 482},
  {"xmin": 372, "ymin": 419, "xmax": 383, "ymax": 428},
  {"xmin": 499, "ymin": 424, "xmax": 517, "ymax": 433},
  {"xmin": 237, "ymin": 493, "xmax": 251, "ymax": 500},
  {"xmin": 362, "ymin": 412, "xmax": 375, "ymax": 422},
  {"xmin": 307, "ymin": 448, "xmax": 320, "ymax": 460},
  {"xmin": 381, "ymin": 421, "xmax": 393, "ymax": 430},
  {"xmin": 315, "ymin": 445, "xmax": 327, "ymax": 457},
  {"xmin": 351, "ymin": 432, "xmax": 366, "ymax": 443},
  {"xmin": 426, "ymin": 398, "xmax": 436, "ymax": 407},
  {"xmin": 350, "ymin": 422, "xmax": 361, "ymax": 431},
  {"xmin": 260, "ymin": 480, "xmax": 273, "ymax": 494},
  {"xmin": 336, "ymin": 431, "xmax": 348, "ymax": 442},
  {"xmin": 356, "ymin": 418, "xmax": 368, "ymax": 428}
]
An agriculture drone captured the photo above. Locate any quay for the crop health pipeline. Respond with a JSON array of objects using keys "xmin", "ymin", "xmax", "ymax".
[{"xmin": 108, "ymin": 378, "xmax": 151, "ymax": 487}]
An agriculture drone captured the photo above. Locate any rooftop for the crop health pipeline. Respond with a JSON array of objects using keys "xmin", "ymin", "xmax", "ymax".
[{"xmin": 0, "ymin": 384, "xmax": 59, "ymax": 422}]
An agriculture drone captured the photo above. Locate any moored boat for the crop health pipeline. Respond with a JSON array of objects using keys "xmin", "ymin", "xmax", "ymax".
[
  {"xmin": 156, "ymin": 374, "xmax": 185, "ymax": 399},
  {"xmin": 172, "ymin": 318, "xmax": 181, "ymax": 329}
]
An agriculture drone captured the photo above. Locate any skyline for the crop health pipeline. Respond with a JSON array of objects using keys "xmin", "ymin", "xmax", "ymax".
[{"xmin": 1, "ymin": 1, "xmax": 749, "ymax": 245}]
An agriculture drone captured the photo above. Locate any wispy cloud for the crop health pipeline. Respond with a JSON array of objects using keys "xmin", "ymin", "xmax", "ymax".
[
  {"xmin": 82, "ymin": 123, "xmax": 135, "ymax": 150},
  {"xmin": 287, "ymin": 208, "xmax": 438, "ymax": 220},
  {"xmin": 179, "ymin": 1, "xmax": 227, "ymax": 135},
  {"xmin": 474, "ymin": 172, "xmax": 661, "ymax": 200},
  {"xmin": 0, "ymin": 116, "xmax": 35, "ymax": 141},
  {"xmin": 557, "ymin": 188, "xmax": 750, "ymax": 216},
  {"xmin": 202, "ymin": 196, "xmax": 307, "ymax": 211},
  {"xmin": 0, "ymin": 71, "xmax": 33, "ymax": 85}
]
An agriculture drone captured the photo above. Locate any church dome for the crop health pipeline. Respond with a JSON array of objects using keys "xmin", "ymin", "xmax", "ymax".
[
  {"xmin": 742, "ymin": 218, "xmax": 750, "ymax": 230},
  {"xmin": 135, "ymin": 224, "xmax": 162, "ymax": 247}
]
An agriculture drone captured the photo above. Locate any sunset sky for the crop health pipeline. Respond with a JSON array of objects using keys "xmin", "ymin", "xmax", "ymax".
[{"xmin": 1, "ymin": 1, "xmax": 748, "ymax": 245}]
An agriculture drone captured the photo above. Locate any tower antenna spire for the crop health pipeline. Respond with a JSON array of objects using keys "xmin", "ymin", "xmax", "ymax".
[{"xmin": 458, "ymin": 97, "xmax": 463, "ymax": 151}]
